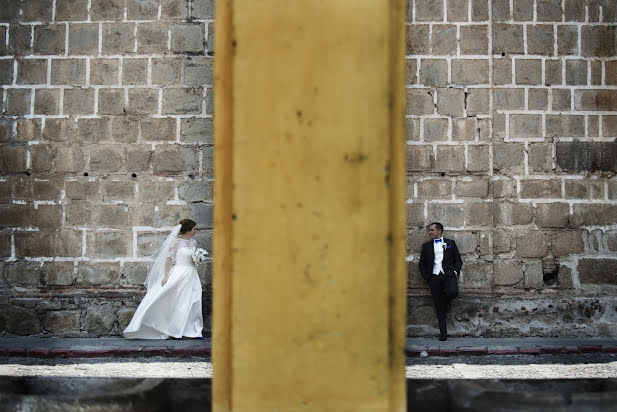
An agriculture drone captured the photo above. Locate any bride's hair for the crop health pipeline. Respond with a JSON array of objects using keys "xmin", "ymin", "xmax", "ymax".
[{"xmin": 179, "ymin": 219, "xmax": 196, "ymax": 235}]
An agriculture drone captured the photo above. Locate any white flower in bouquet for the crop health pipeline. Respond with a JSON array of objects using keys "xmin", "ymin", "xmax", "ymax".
[{"xmin": 192, "ymin": 248, "xmax": 209, "ymax": 263}]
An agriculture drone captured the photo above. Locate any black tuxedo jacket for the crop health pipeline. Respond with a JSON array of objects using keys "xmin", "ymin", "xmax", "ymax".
[{"xmin": 419, "ymin": 238, "xmax": 463, "ymax": 281}]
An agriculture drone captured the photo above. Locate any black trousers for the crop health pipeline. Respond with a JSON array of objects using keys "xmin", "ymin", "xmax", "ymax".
[{"xmin": 428, "ymin": 273, "xmax": 458, "ymax": 336}]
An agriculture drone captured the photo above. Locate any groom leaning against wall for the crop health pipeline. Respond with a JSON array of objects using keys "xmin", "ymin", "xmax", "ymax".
[{"xmin": 419, "ymin": 222, "xmax": 462, "ymax": 341}]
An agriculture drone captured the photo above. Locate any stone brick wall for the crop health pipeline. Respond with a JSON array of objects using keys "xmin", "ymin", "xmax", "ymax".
[
  {"xmin": 0, "ymin": 0, "xmax": 616, "ymax": 338},
  {"xmin": 0, "ymin": 0, "xmax": 214, "ymax": 336},
  {"xmin": 405, "ymin": 0, "xmax": 617, "ymax": 337}
]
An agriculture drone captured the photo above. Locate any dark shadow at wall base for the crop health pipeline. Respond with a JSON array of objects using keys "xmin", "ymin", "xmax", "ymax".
[{"xmin": 1, "ymin": 377, "xmax": 617, "ymax": 411}]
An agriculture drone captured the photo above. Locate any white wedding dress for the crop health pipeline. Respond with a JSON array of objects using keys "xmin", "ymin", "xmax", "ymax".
[{"xmin": 123, "ymin": 238, "xmax": 203, "ymax": 339}]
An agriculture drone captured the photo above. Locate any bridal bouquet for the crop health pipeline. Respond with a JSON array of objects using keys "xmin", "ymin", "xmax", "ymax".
[{"xmin": 192, "ymin": 248, "xmax": 209, "ymax": 263}]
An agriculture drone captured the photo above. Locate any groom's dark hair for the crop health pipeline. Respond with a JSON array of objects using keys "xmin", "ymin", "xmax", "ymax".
[
  {"xmin": 179, "ymin": 219, "xmax": 197, "ymax": 234},
  {"xmin": 429, "ymin": 222, "xmax": 443, "ymax": 232}
]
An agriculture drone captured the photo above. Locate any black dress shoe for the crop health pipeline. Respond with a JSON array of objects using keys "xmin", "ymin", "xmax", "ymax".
[{"xmin": 439, "ymin": 335, "xmax": 447, "ymax": 341}]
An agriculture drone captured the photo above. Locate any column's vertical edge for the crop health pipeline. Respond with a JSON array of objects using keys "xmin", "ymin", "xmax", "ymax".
[
  {"xmin": 388, "ymin": 1, "xmax": 407, "ymax": 411},
  {"xmin": 213, "ymin": 0, "xmax": 233, "ymax": 411}
]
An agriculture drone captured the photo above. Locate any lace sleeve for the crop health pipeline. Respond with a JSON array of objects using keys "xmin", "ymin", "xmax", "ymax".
[
  {"xmin": 189, "ymin": 238, "xmax": 197, "ymax": 249},
  {"xmin": 167, "ymin": 238, "xmax": 180, "ymax": 260}
]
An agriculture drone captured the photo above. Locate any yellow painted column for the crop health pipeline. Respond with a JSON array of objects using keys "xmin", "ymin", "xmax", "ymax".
[{"xmin": 213, "ymin": 1, "xmax": 406, "ymax": 410}]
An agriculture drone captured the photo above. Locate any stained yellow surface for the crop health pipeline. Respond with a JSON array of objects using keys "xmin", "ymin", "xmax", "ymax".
[{"xmin": 214, "ymin": 1, "xmax": 406, "ymax": 410}]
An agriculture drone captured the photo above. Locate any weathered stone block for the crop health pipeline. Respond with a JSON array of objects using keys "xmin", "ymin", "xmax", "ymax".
[
  {"xmin": 536, "ymin": 0, "xmax": 562, "ymax": 21},
  {"xmin": 32, "ymin": 205, "xmax": 63, "ymax": 228},
  {"xmin": 137, "ymin": 22, "xmax": 171, "ymax": 54},
  {"xmin": 6, "ymin": 307, "xmax": 41, "ymax": 335},
  {"xmin": 127, "ymin": 88, "xmax": 158, "ymax": 114},
  {"xmin": 190, "ymin": 202, "xmax": 213, "ymax": 229},
  {"xmin": 14, "ymin": 230, "xmax": 82, "ymax": 257},
  {"xmin": 90, "ymin": 59, "xmax": 120, "ymax": 85},
  {"xmin": 520, "ymin": 179, "xmax": 562, "ymax": 199},
  {"xmin": 31, "ymin": 144, "xmax": 53, "ymax": 173},
  {"xmin": 103, "ymin": 23, "xmax": 135, "ymax": 55},
  {"xmin": 127, "ymin": 0, "xmax": 158, "ymax": 19},
  {"xmin": 546, "ymin": 115, "xmax": 585, "ymax": 138},
  {"xmin": 536, "ymin": 203, "xmax": 569, "ymax": 228},
  {"xmin": 465, "ymin": 202, "xmax": 492, "ymax": 226},
  {"xmin": 43, "ymin": 311, "xmax": 81, "ymax": 334},
  {"xmin": 608, "ymin": 231, "xmax": 617, "ymax": 252},
  {"xmin": 122, "ymin": 58, "xmax": 148, "ymax": 85},
  {"xmin": 510, "ymin": 114, "xmax": 542, "ymax": 138},
  {"xmin": 493, "ymin": 143, "xmax": 524, "ymax": 172},
  {"xmin": 493, "ymin": 260, "xmax": 524, "ymax": 287},
  {"xmin": 437, "ymin": 88, "xmax": 464, "ymax": 117},
  {"xmin": 137, "ymin": 180, "xmax": 176, "ymax": 203},
  {"xmin": 0, "ymin": 145, "xmax": 28, "ymax": 173},
  {"xmin": 65, "ymin": 203, "xmax": 91, "ymax": 226},
  {"xmin": 141, "ymin": 118, "xmax": 176, "ymax": 141},
  {"xmin": 455, "ymin": 179, "xmax": 489, "ymax": 198},
  {"xmin": 16, "ymin": 59, "xmax": 47, "ymax": 84},
  {"xmin": 515, "ymin": 59, "xmax": 542, "ymax": 85},
  {"xmin": 494, "ymin": 201, "xmax": 533, "ymax": 226},
  {"xmin": 121, "ymin": 262, "xmax": 147, "ymax": 287},
  {"xmin": 89, "ymin": 0, "xmax": 123, "ymax": 20},
  {"xmin": 406, "ymin": 145, "xmax": 433, "ymax": 172},
  {"xmin": 552, "ymin": 88, "xmax": 571, "ymax": 111},
  {"xmin": 523, "ymin": 260, "xmax": 544, "ymax": 289},
  {"xmin": 460, "ymin": 25, "xmax": 488, "ymax": 55},
  {"xmin": 41, "ymin": 262, "xmax": 76, "ymax": 286},
  {"xmin": 417, "ymin": 179, "xmax": 451, "ymax": 199},
  {"xmin": 516, "ymin": 231, "xmax": 549, "ymax": 258},
  {"xmin": 431, "ymin": 24, "xmax": 456, "ymax": 55},
  {"xmin": 192, "ymin": 0, "xmax": 215, "ymax": 18},
  {"xmin": 102, "ymin": 181, "xmax": 135, "ymax": 202},
  {"xmin": 545, "ymin": 59, "xmax": 562, "ymax": 85},
  {"xmin": 0, "ymin": 231, "xmax": 10, "ymax": 257},
  {"xmin": 33, "ymin": 24, "xmax": 65, "ymax": 55},
  {"xmin": 162, "ymin": 88, "xmax": 202, "ymax": 114},
  {"xmin": 466, "ymin": 88, "xmax": 489, "ymax": 115},
  {"xmin": 556, "ymin": 141, "xmax": 617, "ymax": 172},
  {"xmin": 125, "ymin": 145, "xmax": 152, "ymax": 172},
  {"xmin": 467, "ymin": 145, "xmax": 490, "ymax": 172},
  {"xmin": 89, "ymin": 146, "xmax": 124, "ymax": 172},
  {"xmin": 406, "ymin": 203, "xmax": 424, "ymax": 228},
  {"xmin": 0, "ymin": 204, "xmax": 32, "ymax": 228},
  {"xmin": 578, "ymin": 259, "xmax": 617, "ymax": 285},
  {"xmin": 574, "ymin": 90, "xmax": 617, "ymax": 111},
  {"xmin": 152, "ymin": 58, "xmax": 182, "ymax": 85},
  {"xmin": 98, "ymin": 88, "xmax": 126, "ymax": 115},
  {"xmin": 566, "ymin": 60, "xmax": 588, "ymax": 85},
  {"xmin": 570, "ymin": 204, "xmax": 617, "ymax": 227},
  {"xmin": 471, "ymin": 0, "xmax": 488, "ymax": 21},
  {"xmin": 528, "ymin": 143, "xmax": 552, "ymax": 172},
  {"xmin": 3, "ymin": 262, "xmax": 41, "ymax": 286},
  {"xmin": 452, "ymin": 118, "xmax": 476, "ymax": 141},
  {"xmin": 407, "ymin": 88, "xmax": 433, "ymax": 115},
  {"xmin": 406, "ymin": 24, "xmax": 429, "ymax": 54},
  {"xmin": 564, "ymin": 0, "xmax": 585, "ymax": 21},
  {"xmin": 51, "ymin": 59, "xmax": 86, "ymax": 85},
  {"xmin": 77, "ymin": 118, "xmax": 111, "ymax": 144},
  {"xmin": 423, "ymin": 118, "xmax": 448, "ymax": 142},
  {"xmin": 493, "ymin": 228, "xmax": 513, "ymax": 253},
  {"xmin": 153, "ymin": 145, "xmax": 198, "ymax": 174},
  {"xmin": 527, "ymin": 25, "xmax": 554, "ymax": 55},
  {"xmin": 406, "ymin": 59, "xmax": 417, "ymax": 84},
  {"xmin": 493, "ymin": 24, "xmax": 524, "ymax": 55},
  {"xmin": 565, "ymin": 180, "xmax": 588, "ymax": 199},
  {"xmin": 55, "ymin": 0, "xmax": 88, "ymax": 21},
  {"xmin": 68, "ymin": 23, "xmax": 98, "ymax": 55},
  {"xmin": 528, "ymin": 88, "xmax": 548, "ymax": 110},
  {"xmin": 513, "ymin": 0, "xmax": 534, "ymax": 21},
  {"xmin": 179, "ymin": 180, "xmax": 212, "ymax": 203},
  {"xmin": 87, "ymin": 231, "xmax": 130, "ymax": 258},
  {"xmin": 426, "ymin": 204, "xmax": 464, "ymax": 227},
  {"xmin": 607, "ymin": 61, "xmax": 617, "ymax": 86},
  {"xmin": 171, "ymin": 23, "xmax": 205, "ymax": 53},
  {"xmin": 590, "ymin": 60, "xmax": 602, "ymax": 85},
  {"xmin": 180, "ymin": 117, "xmax": 213, "ymax": 144},
  {"xmin": 66, "ymin": 180, "xmax": 100, "ymax": 201},
  {"xmin": 111, "ymin": 117, "xmax": 139, "ymax": 143},
  {"xmin": 581, "ymin": 26, "xmax": 616, "ymax": 57},
  {"xmin": 63, "ymin": 88, "xmax": 95, "ymax": 115},
  {"xmin": 451, "ymin": 59, "xmax": 489, "ymax": 84},
  {"xmin": 492, "ymin": 0, "xmax": 510, "ymax": 21},
  {"xmin": 95, "ymin": 205, "xmax": 129, "ymax": 227},
  {"xmin": 6, "ymin": 89, "xmax": 31, "ymax": 116},
  {"xmin": 558, "ymin": 25, "xmax": 579, "ymax": 55},
  {"xmin": 494, "ymin": 88, "xmax": 525, "ymax": 110},
  {"xmin": 461, "ymin": 260, "xmax": 491, "ymax": 289},
  {"xmin": 0, "ymin": 60, "xmax": 13, "ymax": 85},
  {"xmin": 419, "ymin": 59, "xmax": 447, "ymax": 86},
  {"xmin": 85, "ymin": 305, "xmax": 115, "ymax": 333},
  {"xmin": 9, "ymin": 24, "xmax": 32, "ymax": 55},
  {"xmin": 22, "ymin": 0, "xmax": 53, "ymax": 22},
  {"xmin": 552, "ymin": 231, "xmax": 584, "ymax": 257},
  {"xmin": 0, "ymin": 119, "xmax": 11, "ymax": 142},
  {"xmin": 588, "ymin": 115, "xmax": 600, "ymax": 136},
  {"xmin": 415, "ymin": 0, "xmax": 443, "ymax": 21},
  {"xmin": 435, "ymin": 146, "xmax": 465, "ymax": 172}
]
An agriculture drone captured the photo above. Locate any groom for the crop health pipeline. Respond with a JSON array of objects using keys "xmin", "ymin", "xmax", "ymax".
[{"xmin": 419, "ymin": 222, "xmax": 462, "ymax": 341}]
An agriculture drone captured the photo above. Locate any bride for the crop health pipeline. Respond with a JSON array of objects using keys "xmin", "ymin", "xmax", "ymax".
[{"xmin": 124, "ymin": 219, "xmax": 203, "ymax": 339}]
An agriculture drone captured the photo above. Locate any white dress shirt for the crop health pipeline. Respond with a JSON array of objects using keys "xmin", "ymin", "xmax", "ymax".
[{"xmin": 432, "ymin": 237, "xmax": 444, "ymax": 275}]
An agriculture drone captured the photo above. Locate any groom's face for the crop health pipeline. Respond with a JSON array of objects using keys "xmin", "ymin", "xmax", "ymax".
[{"xmin": 428, "ymin": 225, "xmax": 442, "ymax": 240}]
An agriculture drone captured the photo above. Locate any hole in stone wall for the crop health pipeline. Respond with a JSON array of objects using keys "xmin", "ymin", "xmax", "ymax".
[
  {"xmin": 542, "ymin": 254, "xmax": 559, "ymax": 287},
  {"xmin": 83, "ymin": 172, "xmax": 88, "ymax": 176},
  {"xmin": 131, "ymin": 173, "xmax": 137, "ymax": 178}
]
